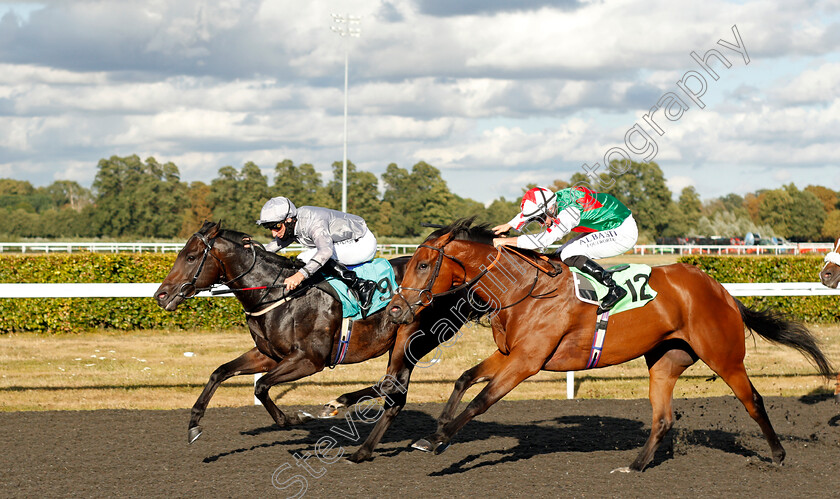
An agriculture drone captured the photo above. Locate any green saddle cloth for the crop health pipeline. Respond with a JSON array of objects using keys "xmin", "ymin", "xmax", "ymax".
[
  {"xmin": 570, "ymin": 263, "xmax": 657, "ymax": 314},
  {"xmin": 322, "ymin": 258, "xmax": 395, "ymax": 320}
]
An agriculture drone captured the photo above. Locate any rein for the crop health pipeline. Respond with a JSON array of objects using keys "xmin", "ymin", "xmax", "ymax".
[
  {"xmin": 176, "ymin": 228, "xmax": 317, "ymax": 316},
  {"xmin": 395, "ymin": 239, "xmax": 559, "ymax": 311}
]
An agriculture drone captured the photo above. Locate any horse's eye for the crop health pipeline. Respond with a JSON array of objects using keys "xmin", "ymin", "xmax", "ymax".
[
  {"xmin": 187, "ymin": 255, "xmax": 196, "ymax": 263},
  {"xmin": 418, "ymin": 262, "xmax": 429, "ymax": 270}
]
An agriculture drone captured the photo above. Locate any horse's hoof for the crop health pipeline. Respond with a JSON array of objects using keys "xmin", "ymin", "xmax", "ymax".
[
  {"xmin": 411, "ymin": 438, "xmax": 434, "ymax": 452},
  {"xmin": 297, "ymin": 411, "xmax": 315, "ymax": 423},
  {"xmin": 433, "ymin": 441, "xmax": 451, "ymax": 455},
  {"xmin": 317, "ymin": 404, "xmax": 341, "ymax": 419},
  {"xmin": 345, "ymin": 451, "xmax": 372, "ymax": 463},
  {"xmin": 188, "ymin": 426, "xmax": 203, "ymax": 444}
]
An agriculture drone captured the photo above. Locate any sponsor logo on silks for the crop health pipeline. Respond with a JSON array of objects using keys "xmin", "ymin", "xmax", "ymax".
[{"xmin": 583, "ymin": 230, "xmax": 617, "ymax": 244}]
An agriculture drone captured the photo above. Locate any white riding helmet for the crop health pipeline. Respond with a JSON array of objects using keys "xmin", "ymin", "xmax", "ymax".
[
  {"xmin": 520, "ymin": 187, "xmax": 557, "ymax": 220},
  {"xmin": 256, "ymin": 197, "xmax": 297, "ymax": 226}
]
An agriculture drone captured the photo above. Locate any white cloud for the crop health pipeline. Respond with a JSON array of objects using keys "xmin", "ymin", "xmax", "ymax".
[
  {"xmin": 667, "ymin": 175, "xmax": 695, "ymax": 194},
  {"xmin": 0, "ymin": 0, "xmax": 838, "ymax": 204}
]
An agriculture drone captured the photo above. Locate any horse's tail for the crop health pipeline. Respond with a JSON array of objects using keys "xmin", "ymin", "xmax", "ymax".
[{"xmin": 736, "ymin": 299, "xmax": 835, "ymax": 380}]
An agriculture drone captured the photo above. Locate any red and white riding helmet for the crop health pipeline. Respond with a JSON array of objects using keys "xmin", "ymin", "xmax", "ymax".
[{"xmin": 520, "ymin": 187, "xmax": 557, "ymax": 220}]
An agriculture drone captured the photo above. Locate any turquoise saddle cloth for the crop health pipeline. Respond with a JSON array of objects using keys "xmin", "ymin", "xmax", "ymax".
[{"xmin": 322, "ymin": 257, "xmax": 396, "ymax": 320}]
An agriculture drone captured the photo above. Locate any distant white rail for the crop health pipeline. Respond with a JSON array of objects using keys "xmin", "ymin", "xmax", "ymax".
[
  {"xmin": 1, "ymin": 282, "xmax": 838, "ymax": 298},
  {"xmin": 633, "ymin": 243, "xmax": 834, "ymax": 255},
  {"xmin": 0, "ymin": 242, "xmax": 835, "ymax": 256}
]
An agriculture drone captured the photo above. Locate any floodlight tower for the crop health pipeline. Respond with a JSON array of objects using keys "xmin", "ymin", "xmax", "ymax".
[{"xmin": 330, "ymin": 13, "xmax": 361, "ymax": 213}]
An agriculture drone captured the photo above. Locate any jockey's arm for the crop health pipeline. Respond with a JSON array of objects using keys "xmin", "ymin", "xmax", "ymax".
[
  {"xmin": 265, "ymin": 237, "xmax": 292, "ymax": 253},
  {"xmin": 299, "ymin": 224, "xmax": 334, "ymax": 279},
  {"xmin": 513, "ymin": 206, "xmax": 581, "ymax": 251}
]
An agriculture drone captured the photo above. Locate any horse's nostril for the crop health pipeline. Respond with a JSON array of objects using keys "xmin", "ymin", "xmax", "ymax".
[{"xmin": 157, "ymin": 292, "xmax": 167, "ymax": 300}]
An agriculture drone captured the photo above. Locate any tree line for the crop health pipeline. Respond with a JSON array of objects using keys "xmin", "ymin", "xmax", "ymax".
[{"xmin": 1, "ymin": 154, "xmax": 838, "ymax": 243}]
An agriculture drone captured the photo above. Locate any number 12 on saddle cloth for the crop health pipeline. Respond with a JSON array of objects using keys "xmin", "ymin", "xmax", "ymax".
[{"xmin": 570, "ymin": 264, "xmax": 658, "ymax": 368}]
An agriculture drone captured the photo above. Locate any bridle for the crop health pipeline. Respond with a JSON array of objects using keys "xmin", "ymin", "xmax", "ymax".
[
  {"xmin": 176, "ymin": 230, "xmax": 258, "ymax": 299},
  {"xmin": 394, "ymin": 238, "xmax": 559, "ymax": 312}
]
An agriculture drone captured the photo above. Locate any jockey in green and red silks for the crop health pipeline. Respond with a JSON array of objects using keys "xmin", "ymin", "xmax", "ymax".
[{"xmin": 493, "ymin": 185, "xmax": 639, "ymax": 313}]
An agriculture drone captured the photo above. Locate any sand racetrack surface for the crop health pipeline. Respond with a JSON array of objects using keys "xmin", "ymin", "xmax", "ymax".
[{"xmin": 2, "ymin": 396, "xmax": 839, "ymax": 498}]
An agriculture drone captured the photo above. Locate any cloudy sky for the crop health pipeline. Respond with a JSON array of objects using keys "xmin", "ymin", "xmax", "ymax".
[{"xmin": 1, "ymin": 0, "xmax": 839, "ymax": 204}]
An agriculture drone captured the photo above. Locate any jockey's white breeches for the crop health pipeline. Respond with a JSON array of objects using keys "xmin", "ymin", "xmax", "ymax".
[
  {"xmin": 559, "ymin": 215, "xmax": 638, "ymax": 261},
  {"xmin": 297, "ymin": 229, "xmax": 378, "ymax": 267}
]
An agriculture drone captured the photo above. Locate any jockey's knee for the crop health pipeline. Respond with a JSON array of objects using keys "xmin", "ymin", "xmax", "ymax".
[{"xmin": 561, "ymin": 251, "xmax": 587, "ymax": 267}]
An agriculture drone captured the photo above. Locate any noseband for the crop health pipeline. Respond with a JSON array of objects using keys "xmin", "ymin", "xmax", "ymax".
[{"xmin": 177, "ymin": 231, "xmax": 257, "ymax": 299}]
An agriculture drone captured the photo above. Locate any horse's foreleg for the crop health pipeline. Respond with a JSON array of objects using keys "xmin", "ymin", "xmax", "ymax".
[
  {"xmin": 254, "ymin": 353, "xmax": 321, "ymax": 428},
  {"xmin": 188, "ymin": 347, "xmax": 277, "ymax": 444},
  {"xmin": 435, "ymin": 350, "xmax": 506, "ymax": 432},
  {"xmin": 627, "ymin": 348, "xmax": 693, "ymax": 471},
  {"xmin": 418, "ymin": 350, "xmax": 541, "ymax": 455},
  {"xmin": 317, "ymin": 385, "xmax": 381, "ymax": 419},
  {"xmin": 346, "ymin": 367, "xmax": 411, "ymax": 463}
]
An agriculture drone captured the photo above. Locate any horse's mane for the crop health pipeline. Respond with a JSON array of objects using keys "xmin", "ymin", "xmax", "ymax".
[
  {"xmin": 425, "ymin": 217, "xmax": 555, "ymax": 261},
  {"xmin": 198, "ymin": 221, "xmax": 304, "ymax": 270},
  {"xmin": 425, "ymin": 217, "xmax": 496, "ymax": 245}
]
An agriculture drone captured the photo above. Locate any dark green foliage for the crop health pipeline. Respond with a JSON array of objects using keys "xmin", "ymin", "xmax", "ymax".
[
  {"xmin": 208, "ymin": 161, "xmax": 270, "ymax": 233},
  {"xmin": 0, "ymin": 254, "xmax": 245, "ymax": 333},
  {"xmin": 678, "ymin": 255, "xmax": 838, "ymax": 323}
]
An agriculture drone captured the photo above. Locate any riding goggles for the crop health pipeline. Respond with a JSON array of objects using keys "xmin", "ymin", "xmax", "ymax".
[{"xmin": 261, "ymin": 221, "xmax": 284, "ymax": 230}]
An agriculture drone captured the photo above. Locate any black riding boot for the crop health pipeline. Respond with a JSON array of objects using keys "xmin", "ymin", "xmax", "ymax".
[
  {"xmin": 564, "ymin": 255, "xmax": 627, "ymax": 313},
  {"xmin": 322, "ymin": 260, "xmax": 378, "ymax": 314}
]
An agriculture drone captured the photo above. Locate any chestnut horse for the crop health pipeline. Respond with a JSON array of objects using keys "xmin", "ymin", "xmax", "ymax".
[
  {"xmin": 154, "ymin": 221, "xmax": 478, "ymax": 446},
  {"xmin": 387, "ymin": 218, "xmax": 834, "ymax": 471},
  {"xmin": 818, "ymin": 237, "xmax": 840, "ymax": 401}
]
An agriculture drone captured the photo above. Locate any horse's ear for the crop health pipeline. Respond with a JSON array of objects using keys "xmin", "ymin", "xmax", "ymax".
[{"xmin": 205, "ymin": 220, "xmax": 221, "ymax": 238}]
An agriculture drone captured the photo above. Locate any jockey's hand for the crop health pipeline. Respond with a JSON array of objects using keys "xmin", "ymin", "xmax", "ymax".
[
  {"xmin": 493, "ymin": 237, "xmax": 515, "ymax": 248},
  {"xmin": 492, "ymin": 223, "xmax": 511, "ymax": 235},
  {"xmin": 284, "ymin": 272, "xmax": 306, "ymax": 291}
]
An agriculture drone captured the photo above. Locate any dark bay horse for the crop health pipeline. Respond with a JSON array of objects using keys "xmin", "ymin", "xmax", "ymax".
[
  {"xmin": 387, "ymin": 218, "xmax": 834, "ymax": 471},
  {"xmin": 818, "ymin": 237, "xmax": 840, "ymax": 401},
  {"xmin": 155, "ymin": 221, "xmax": 478, "ymax": 447}
]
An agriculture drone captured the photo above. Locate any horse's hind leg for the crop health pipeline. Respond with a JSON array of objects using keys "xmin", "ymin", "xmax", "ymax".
[
  {"xmin": 628, "ymin": 346, "xmax": 695, "ymax": 471},
  {"xmin": 713, "ymin": 362, "xmax": 785, "ymax": 464},
  {"xmin": 189, "ymin": 347, "xmax": 277, "ymax": 444},
  {"xmin": 254, "ymin": 352, "xmax": 322, "ymax": 428}
]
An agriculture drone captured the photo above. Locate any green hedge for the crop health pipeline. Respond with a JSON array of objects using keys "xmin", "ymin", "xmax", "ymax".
[
  {"xmin": 0, "ymin": 253, "xmax": 245, "ymax": 334},
  {"xmin": 2, "ymin": 253, "xmax": 836, "ymax": 333},
  {"xmin": 677, "ymin": 255, "xmax": 838, "ymax": 323}
]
